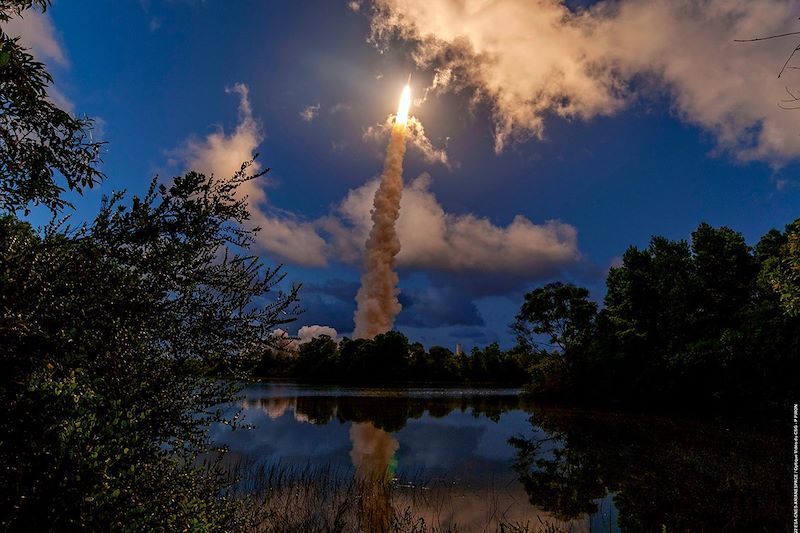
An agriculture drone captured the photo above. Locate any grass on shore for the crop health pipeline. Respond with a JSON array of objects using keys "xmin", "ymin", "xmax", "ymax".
[{"xmin": 226, "ymin": 461, "xmax": 573, "ymax": 533}]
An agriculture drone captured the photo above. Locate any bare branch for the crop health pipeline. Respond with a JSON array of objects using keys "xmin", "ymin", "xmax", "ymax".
[
  {"xmin": 778, "ymin": 44, "xmax": 800, "ymax": 78},
  {"xmin": 734, "ymin": 30, "xmax": 800, "ymax": 43}
]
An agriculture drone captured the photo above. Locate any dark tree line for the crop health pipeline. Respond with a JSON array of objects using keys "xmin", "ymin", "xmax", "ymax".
[
  {"xmin": 253, "ymin": 331, "xmax": 532, "ymax": 385},
  {"xmin": 514, "ymin": 222, "xmax": 800, "ymax": 412},
  {"xmin": 1, "ymin": 1, "xmax": 298, "ymax": 529}
]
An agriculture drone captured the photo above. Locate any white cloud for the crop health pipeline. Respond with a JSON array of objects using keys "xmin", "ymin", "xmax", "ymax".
[
  {"xmin": 4, "ymin": 8, "xmax": 68, "ymax": 67},
  {"xmin": 4, "ymin": 7, "xmax": 75, "ymax": 111},
  {"xmin": 297, "ymin": 325, "xmax": 339, "ymax": 343},
  {"xmin": 348, "ymin": 1, "xmax": 362, "ymax": 12},
  {"xmin": 179, "ymin": 86, "xmax": 579, "ymax": 280},
  {"xmin": 269, "ymin": 328, "xmax": 296, "ymax": 352},
  {"xmin": 364, "ymin": 116, "xmax": 451, "ymax": 167},
  {"xmin": 268, "ymin": 325, "xmax": 339, "ymax": 353},
  {"xmin": 180, "ymin": 84, "xmax": 328, "ymax": 266},
  {"xmin": 46, "ymin": 86, "xmax": 75, "ymax": 114},
  {"xmin": 321, "ymin": 173, "xmax": 579, "ymax": 275},
  {"xmin": 299, "ymin": 103, "xmax": 321, "ymax": 122},
  {"xmin": 184, "ymin": 84, "xmax": 262, "ymax": 181},
  {"xmin": 370, "ymin": 0, "xmax": 800, "ymax": 164},
  {"xmin": 330, "ymin": 102, "xmax": 352, "ymax": 114}
]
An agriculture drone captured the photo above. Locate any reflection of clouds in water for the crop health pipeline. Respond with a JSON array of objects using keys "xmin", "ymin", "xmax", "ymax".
[
  {"xmin": 243, "ymin": 397, "xmax": 295, "ymax": 419},
  {"xmin": 213, "ymin": 387, "xmax": 608, "ymax": 530},
  {"xmin": 393, "ymin": 486, "xmax": 607, "ymax": 533},
  {"xmin": 214, "ymin": 399, "xmax": 351, "ymax": 464},
  {"xmin": 218, "ymin": 389, "xmax": 542, "ymax": 479},
  {"xmin": 472, "ymin": 410, "xmax": 541, "ymax": 461},
  {"xmin": 215, "ymin": 386, "xmax": 545, "ymax": 486},
  {"xmin": 394, "ymin": 409, "xmax": 537, "ymax": 472},
  {"xmin": 396, "ymin": 420, "xmax": 483, "ymax": 470},
  {"xmin": 242, "ymin": 396, "xmax": 319, "ymax": 424}
]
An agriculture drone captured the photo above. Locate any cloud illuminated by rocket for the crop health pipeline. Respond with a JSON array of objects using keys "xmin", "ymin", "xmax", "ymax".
[
  {"xmin": 178, "ymin": 84, "xmax": 580, "ymax": 277},
  {"xmin": 370, "ymin": 0, "xmax": 800, "ymax": 164}
]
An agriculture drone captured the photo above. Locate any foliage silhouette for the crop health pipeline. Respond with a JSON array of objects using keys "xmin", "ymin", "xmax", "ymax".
[
  {"xmin": 0, "ymin": 0, "xmax": 104, "ymax": 214},
  {"xmin": 254, "ymin": 332, "xmax": 531, "ymax": 385},
  {"xmin": 514, "ymin": 221, "xmax": 800, "ymax": 412}
]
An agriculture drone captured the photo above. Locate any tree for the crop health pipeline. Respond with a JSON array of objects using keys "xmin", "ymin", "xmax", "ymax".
[
  {"xmin": 0, "ymin": 0, "xmax": 104, "ymax": 214},
  {"xmin": 690, "ymin": 223, "xmax": 755, "ymax": 329},
  {"xmin": 513, "ymin": 282, "xmax": 597, "ymax": 356},
  {"xmin": 0, "ymin": 165, "xmax": 300, "ymax": 529},
  {"xmin": 760, "ymin": 219, "xmax": 800, "ymax": 316},
  {"xmin": 523, "ymin": 222, "xmax": 799, "ymax": 409},
  {"xmin": 371, "ymin": 330, "xmax": 410, "ymax": 375},
  {"xmin": 604, "ymin": 237, "xmax": 693, "ymax": 358},
  {"xmin": 296, "ymin": 335, "xmax": 339, "ymax": 376},
  {"xmin": 426, "ymin": 345, "xmax": 456, "ymax": 379},
  {"xmin": 0, "ymin": 5, "xmax": 303, "ymax": 524},
  {"xmin": 513, "ymin": 283, "xmax": 598, "ymax": 396}
]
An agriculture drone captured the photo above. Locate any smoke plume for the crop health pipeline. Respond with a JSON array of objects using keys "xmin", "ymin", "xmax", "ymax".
[
  {"xmin": 370, "ymin": 0, "xmax": 800, "ymax": 163},
  {"xmin": 353, "ymin": 123, "xmax": 408, "ymax": 339}
]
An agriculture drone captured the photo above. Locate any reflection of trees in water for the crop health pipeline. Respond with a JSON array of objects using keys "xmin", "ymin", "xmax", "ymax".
[
  {"xmin": 245, "ymin": 393, "xmax": 527, "ymax": 432},
  {"xmin": 243, "ymin": 393, "xmax": 529, "ymax": 531},
  {"xmin": 510, "ymin": 408, "xmax": 791, "ymax": 531}
]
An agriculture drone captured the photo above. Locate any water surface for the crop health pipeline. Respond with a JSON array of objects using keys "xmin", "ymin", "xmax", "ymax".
[{"xmin": 211, "ymin": 383, "xmax": 790, "ymax": 531}]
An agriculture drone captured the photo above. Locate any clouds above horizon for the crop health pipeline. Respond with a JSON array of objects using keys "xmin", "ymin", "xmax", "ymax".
[
  {"xmin": 322, "ymin": 174, "xmax": 579, "ymax": 277},
  {"xmin": 4, "ymin": 6, "xmax": 74, "ymax": 111},
  {"xmin": 179, "ymin": 84, "xmax": 581, "ymax": 282},
  {"xmin": 297, "ymin": 277, "xmax": 488, "ymax": 335},
  {"xmin": 363, "ymin": 115, "xmax": 451, "ymax": 168},
  {"xmin": 370, "ymin": 0, "xmax": 800, "ymax": 163},
  {"xmin": 179, "ymin": 83, "xmax": 329, "ymax": 266},
  {"xmin": 299, "ymin": 103, "xmax": 321, "ymax": 122}
]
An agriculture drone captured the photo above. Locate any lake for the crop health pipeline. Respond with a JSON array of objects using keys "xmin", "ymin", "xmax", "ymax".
[{"xmin": 211, "ymin": 382, "xmax": 791, "ymax": 532}]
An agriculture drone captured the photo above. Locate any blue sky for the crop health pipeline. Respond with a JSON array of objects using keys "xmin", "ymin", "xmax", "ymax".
[{"xmin": 10, "ymin": 0, "xmax": 800, "ymax": 348}]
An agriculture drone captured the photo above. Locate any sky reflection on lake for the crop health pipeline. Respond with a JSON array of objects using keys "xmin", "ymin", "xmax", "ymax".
[{"xmin": 211, "ymin": 383, "xmax": 789, "ymax": 532}]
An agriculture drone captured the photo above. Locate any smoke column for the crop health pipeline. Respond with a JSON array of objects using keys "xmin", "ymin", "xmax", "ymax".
[{"xmin": 353, "ymin": 86, "xmax": 411, "ymax": 339}]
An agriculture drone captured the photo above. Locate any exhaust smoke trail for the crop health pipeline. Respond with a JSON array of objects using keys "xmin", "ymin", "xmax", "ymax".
[{"xmin": 353, "ymin": 85, "xmax": 411, "ymax": 339}]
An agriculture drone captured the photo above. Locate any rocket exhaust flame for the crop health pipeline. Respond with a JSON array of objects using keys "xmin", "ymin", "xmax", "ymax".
[
  {"xmin": 353, "ymin": 85, "xmax": 411, "ymax": 339},
  {"xmin": 395, "ymin": 84, "xmax": 411, "ymax": 126}
]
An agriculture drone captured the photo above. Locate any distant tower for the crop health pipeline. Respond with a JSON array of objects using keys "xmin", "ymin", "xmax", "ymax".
[{"xmin": 455, "ymin": 343, "xmax": 463, "ymax": 356}]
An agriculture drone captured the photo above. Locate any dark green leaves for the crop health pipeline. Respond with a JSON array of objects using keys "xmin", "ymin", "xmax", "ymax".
[
  {"xmin": 759, "ymin": 219, "xmax": 800, "ymax": 316},
  {"xmin": 0, "ymin": 166, "xmax": 299, "ymax": 529},
  {"xmin": 516, "ymin": 222, "xmax": 800, "ymax": 411},
  {"xmin": 513, "ymin": 282, "xmax": 597, "ymax": 355},
  {"xmin": 0, "ymin": 1, "xmax": 104, "ymax": 214}
]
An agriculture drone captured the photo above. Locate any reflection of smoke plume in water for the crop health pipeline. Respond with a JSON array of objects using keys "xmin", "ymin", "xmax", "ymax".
[
  {"xmin": 349, "ymin": 421, "xmax": 399, "ymax": 480},
  {"xmin": 353, "ymin": 86, "xmax": 410, "ymax": 339},
  {"xmin": 350, "ymin": 422, "xmax": 399, "ymax": 532}
]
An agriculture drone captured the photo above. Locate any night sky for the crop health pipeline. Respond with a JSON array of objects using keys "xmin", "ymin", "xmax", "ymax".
[{"xmin": 9, "ymin": 0, "xmax": 800, "ymax": 347}]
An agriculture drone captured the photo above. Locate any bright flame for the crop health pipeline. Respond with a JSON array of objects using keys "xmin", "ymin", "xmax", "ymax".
[{"xmin": 395, "ymin": 84, "xmax": 411, "ymax": 126}]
